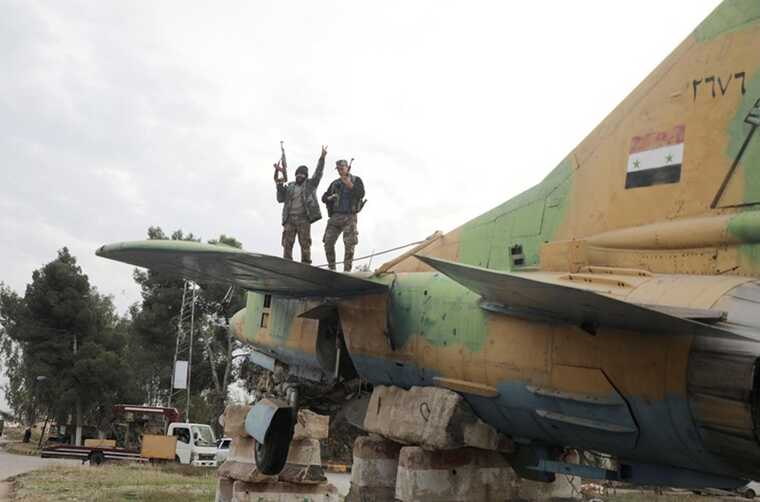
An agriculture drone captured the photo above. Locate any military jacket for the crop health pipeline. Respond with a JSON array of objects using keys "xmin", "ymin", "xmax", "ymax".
[
  {"xmin": 321, "ymin": 174, "xmax": 365, "ymax": 217},
  {"xmin": 276, "ymin": 155, "xmax": 325, "ymax": 224}
]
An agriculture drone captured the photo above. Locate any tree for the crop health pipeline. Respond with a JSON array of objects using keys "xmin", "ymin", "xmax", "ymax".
[
  {"xmin": 129, "ymin": 227, "xmax": 201, "ymax": 407},
  {"xmin": 130, "ymin": 227, "xmax": 246, "ymax": 428},
  {"xmin": 0, "ymin": 249, "xmax": 137, "ymax": 440},
  {"xmin": 198, "ymin": 235, "xmax": 247, "ymax": 430}
]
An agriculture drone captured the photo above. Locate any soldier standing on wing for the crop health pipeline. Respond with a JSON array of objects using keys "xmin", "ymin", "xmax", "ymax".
[
  {"xmin": 322, "ymin": 159, "xmax": 365, "ymax": 272},
  {"xmin": 275, "ymin": 145, "xmax": 327, "ymax": 264}
]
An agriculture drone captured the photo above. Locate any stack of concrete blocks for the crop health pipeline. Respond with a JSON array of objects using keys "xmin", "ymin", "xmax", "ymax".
[
  {"xmin": 216, "ymin": 405, "xmax": 339, "ymax": 502},
  {"xmin": 512, "ymin": 476, "xmax": 580, "ymax": 502},
  {"xmin": 349, "ymin": 386, "xmax": 579, "ymax": 501},
  {"xmin": 347, "ymin": 434, "xmax": 403, "ymax": 501}
]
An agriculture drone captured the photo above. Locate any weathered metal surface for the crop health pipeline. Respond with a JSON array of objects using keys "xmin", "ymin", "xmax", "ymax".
[
  {"xmin": 96, "ymin": 240, "xmax": 387, "ymax": 297},
  {"xmin": 245, "ymin": 398, "xmax": 291, "ymax": 444},
  {"xmin": 431, "ymin": 377, "xmax": 499, "ymax": 398},
  {"xmin": 247, "ymin": 351, "xmax": 277, "ymax": 372},
  {"xmin": 416, "ymin": 255, "xmax": 744, "ymax": 339}
]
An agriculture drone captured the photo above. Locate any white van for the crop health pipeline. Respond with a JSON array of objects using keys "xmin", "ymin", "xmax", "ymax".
[
  {"xmin": 167, "ymin": 422, "xmax": 218, "ymax": 467},
  {"xmin": 740, "ymin": 481, "xmax": 760, "ymax": 499}
]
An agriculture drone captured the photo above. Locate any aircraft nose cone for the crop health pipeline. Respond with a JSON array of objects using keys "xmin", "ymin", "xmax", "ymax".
[{"xmin": 230, "ymin": 308, "xmax": 246, "ymax": 342}]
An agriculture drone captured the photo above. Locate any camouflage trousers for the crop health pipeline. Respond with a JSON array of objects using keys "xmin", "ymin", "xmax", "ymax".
[
  {"xmin": 323, "ymin": 213, "xmax": 358, "ymax": 272},
  {"xmin": 282, "ymin": 214, "xmax": 312, "ymax": 264}
]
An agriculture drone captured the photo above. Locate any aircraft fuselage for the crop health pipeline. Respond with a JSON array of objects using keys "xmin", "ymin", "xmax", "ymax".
[{"xmin": 232, "ymin": 269, "xmax": 760, "ymax": 488}]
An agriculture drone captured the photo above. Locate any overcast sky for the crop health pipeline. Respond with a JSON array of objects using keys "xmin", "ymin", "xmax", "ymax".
[{"xmin": 0, "ymin": 0, "xmax": 723, "ymax": 315}]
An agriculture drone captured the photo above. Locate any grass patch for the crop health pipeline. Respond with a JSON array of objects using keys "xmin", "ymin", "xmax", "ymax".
[
  {"xmin": 2, "ymin": 426, "xmax": 43, "ymax": 456},
  {"xmin": 13, "ymin": 463, "xmax": 216, "ymax": 502},
  {"xmin": 2, "ymin": 442, "xmax": 40, "ymax": 457}
]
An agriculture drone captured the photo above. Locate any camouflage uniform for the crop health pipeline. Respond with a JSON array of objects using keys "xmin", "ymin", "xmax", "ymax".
[
  {"xmin": 277, "ymin": 154, "xmax": 325, "ymax": 264},
  {"xmin": 282, "ymin": 213, "xmax": 312, "ymax": 263},
  {"xmin": 322, "ymin": 171, "xmax": 365, "ymax": 272},
  {"xmin": 323, "ymin": 213, "xmax": 359, "ymax": 271}
]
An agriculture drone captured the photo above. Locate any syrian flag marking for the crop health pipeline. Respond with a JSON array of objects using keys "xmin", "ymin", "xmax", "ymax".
[{"xmin": 625, "ymin": 125, "xmax": 685, "ymax": 189}]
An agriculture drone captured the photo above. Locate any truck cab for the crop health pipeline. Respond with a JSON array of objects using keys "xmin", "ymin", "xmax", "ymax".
[{"xmin": 168, "ymin": 422, "xmax": 218, "ymax": 467}]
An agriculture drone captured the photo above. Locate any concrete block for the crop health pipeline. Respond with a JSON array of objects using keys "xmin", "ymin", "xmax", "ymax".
[
  {"xmin": 232, "ymin": 480, "xmax": 339, "ymax": 502},
  {"xmin": 223, "ymin": 405, "xmax": 252, "ymax": 439},
  {"xmin": 286, "ymin": 438, "xmax": 322, "ymax": 466},
  {"xmin": 364, "ymin": 386, "xmax": 512, "ymax": 452},
  {"xmin": 219, "ymin": 436, "xmax": 277, "ymax": 484},
  {"xmin": 229, "ymin": 436, "xmax": 256, "ymax": 463},
  {"xmin": 219, "ymin": 460, "xmax": 277, "ymax": 484},
  {"xmin": 514, "ymin": 476, "xmax": 581, "ymax": 501},
  {"xmin": 279, "ymin": 439, "xmax": 327, "ymax": 485},
  {"xmin": 223, "ymin": 405, "xmax": 327, "ymax": 442},
  {"xmin": 278, "ymin": 464, "xmax": 327, "ymax": 485},
  {"xmin": 293, "ymin": 409, "xmax": 329, "ymax": 441},
  {"xmin": 215, "ymin": 477, "xmax": 234, "ymax": 502},
  {"xmin": 395, "ymin": 446, "xmax": 514, "ymax": 502},
  {"xmin": 346, "ymin": 435, "xmax": 402, "ymax": 502}
]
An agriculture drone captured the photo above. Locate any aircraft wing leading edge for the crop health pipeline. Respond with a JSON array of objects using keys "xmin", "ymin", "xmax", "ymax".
[
  {"xmin": 416, "ymin": 255, "xmax": 744, "ymax": 340},
  {"xmin": 97, "ymin": 240, "xmax": 387, "ymax": 298}
]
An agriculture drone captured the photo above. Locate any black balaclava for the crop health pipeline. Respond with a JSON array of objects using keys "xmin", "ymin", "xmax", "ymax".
[{"xmin": 295, "ymin": 165, "xmax": 308, "ymax": 184}]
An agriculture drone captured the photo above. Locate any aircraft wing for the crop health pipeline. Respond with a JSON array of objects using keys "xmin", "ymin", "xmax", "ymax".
[
  {"xmin": 97, "ymin": 240, "xmax": 387, "ymax": 298},
  {"xmin": 416, "ymin": 255, "xmax": 744, "ymax": 339}
]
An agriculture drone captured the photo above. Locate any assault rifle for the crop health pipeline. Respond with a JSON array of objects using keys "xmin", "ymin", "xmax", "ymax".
[
  {"xmin": 273, "ymin": 140, "xmax": 288, "ymax": 183},
  {"xmin": 348, "ymin": 158, "xmax": 368, "ymax": 212}
]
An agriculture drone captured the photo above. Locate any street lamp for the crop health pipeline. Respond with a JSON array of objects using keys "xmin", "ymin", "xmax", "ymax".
[{"xmin": 34, "ymin": 375, "xmax": 51, "ymax": 448}]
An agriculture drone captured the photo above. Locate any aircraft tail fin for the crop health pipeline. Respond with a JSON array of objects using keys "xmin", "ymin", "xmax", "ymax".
[{"xmin": 390, "ymin": 2, "xmax": 760, "ymax": 278}]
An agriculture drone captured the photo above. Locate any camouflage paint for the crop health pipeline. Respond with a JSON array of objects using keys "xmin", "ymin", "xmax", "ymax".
[
  {"xmin": 243, "ymin": 291, "xmax": 266, "ymax": 343},
  {"xmin": 724, "ymin": 66, "xmax": 760, "ymax": 268},
  {"xmin": 694, "ymin": 0, "xmax": 760, "ymax": 42},
  {"xmin": 456, "ymin": 156, "xmax": 574, "ymax": 271},
  {"xmin": 389, "ymin": 273, "xmax": 487, "ymax": 352}
]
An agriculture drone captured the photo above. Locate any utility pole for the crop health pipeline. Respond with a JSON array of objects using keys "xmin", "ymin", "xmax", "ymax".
[
  {"xmin": 170, "ymin": 281, "xmax": 198, "ymax": 422},
  {"xmin": 73, "ymin": 333, "xmax": 82, "ymax": 446}
]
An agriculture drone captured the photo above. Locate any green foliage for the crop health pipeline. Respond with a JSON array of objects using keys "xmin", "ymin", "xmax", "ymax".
[
  {"xmin": 0, "ymin": 229, "xmax": 247, "ymax": 434},
  {"xmin": 0, "ymin": 249, "xmax": 137, "ymax": 426},
  {"xmin": 129, "ymin": 227, "xmax": 245, "ymax": 429}
]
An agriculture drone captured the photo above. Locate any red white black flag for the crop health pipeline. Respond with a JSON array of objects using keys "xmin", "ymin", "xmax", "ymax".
[{"xmin": 625, "ymin": 125, "xmax": 685, "ymax": 189}]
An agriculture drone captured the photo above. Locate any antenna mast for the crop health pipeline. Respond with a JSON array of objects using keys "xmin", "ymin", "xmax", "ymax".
[{"xmin": 169, "ymin": 280, "xmax": 198, "ymax": 422}]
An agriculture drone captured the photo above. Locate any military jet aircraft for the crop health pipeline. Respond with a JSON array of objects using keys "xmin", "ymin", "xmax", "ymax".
[{"xmin": 98, "ymin": 0, "xmax": 760, "ymax": 490}]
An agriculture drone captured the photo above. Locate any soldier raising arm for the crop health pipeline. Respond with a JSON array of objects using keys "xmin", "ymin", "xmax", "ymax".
[
  {"xmin": 275, "ymin": 145, "xmax": 327, "ymax": 264},
  {"xmin": 322, "ymin": 159, "xmax": 365, "ymax": 272}
]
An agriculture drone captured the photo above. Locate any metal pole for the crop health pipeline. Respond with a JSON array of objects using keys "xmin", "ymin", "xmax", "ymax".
[
  {"xmin": 73, "ymin": 333, "xmax": 82, "ymax": 446},
  {"xmin": 186, "ymin": 284, "xmax": 197, "ymax": 423},
  {"xmin": 169, "ymin": 283, "xmax": 189, "ymax": 409}
]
